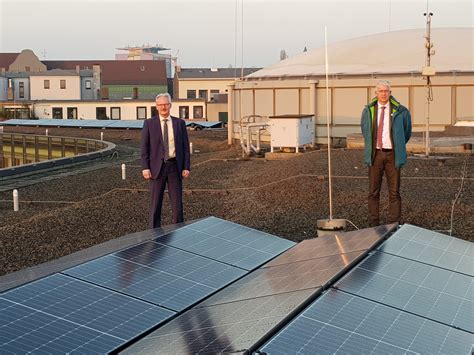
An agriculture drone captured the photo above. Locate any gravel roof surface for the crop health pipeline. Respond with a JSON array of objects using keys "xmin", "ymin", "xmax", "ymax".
[{"xmin": 1, "ymin": 126, "xmax": 472, "ymax": 276}]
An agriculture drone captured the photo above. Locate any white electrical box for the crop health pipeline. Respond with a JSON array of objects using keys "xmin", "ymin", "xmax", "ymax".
[{"xmin": 270, "ymin": 115, "xmax": 315, "ymax": 152}]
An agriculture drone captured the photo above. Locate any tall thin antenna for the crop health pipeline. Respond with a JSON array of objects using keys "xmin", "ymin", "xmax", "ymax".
[
  {"xmin": 240, "ymin": 0, "xmax": 244, "ymax": 79},
  {"xmin": 423, "ymin": 4, "xmax": 434, "ymax": 157},
  {"xmin": 325, "ymin": 26, "xmax": 333, "ymax": 220},
  {"xmin": 234, "ymin": 0, "xmax": 238, "ymax": 78},
  {"xmin": 316, "ymin": 26, "xmax": 346, "ymax": 236},
  {"xmin": 389, "ymin": 0, "xmax": 392, "ymax": 31}
]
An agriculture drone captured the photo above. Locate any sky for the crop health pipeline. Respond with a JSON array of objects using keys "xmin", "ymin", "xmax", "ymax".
[{"xmin": 0, "ymin": 0, "xmax": 472, "ymax": 68}]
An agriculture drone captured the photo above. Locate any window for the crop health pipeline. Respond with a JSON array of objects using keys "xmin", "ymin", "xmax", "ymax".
[
  {"xmin": 67, "ymin": 107, "xmax": 78, "ymax": 119},
  {"xmin": 198, "ymin": 90, "xmax": 208, "ymax": 100},
  {"xmin": 111, "ymin": 107, "xmax": 121, "ymax": 120},
  {"xmin": 210, "ymin": 89, "xmax": 220, "ymax": 101},
  {"xmin": 52, "ymin": 107, "xmax": 63, "ymax": 119},
  {"xmin": 150, "ymin": 106, "xmax": 157, "ymax": 117},
  {"xmin": 85, "ymin": 80, "xmax": 91, "ymax": 89},
  {"xmin": 193, "ymin": 106, "xmax": 203, "ymax": 119},
  {"xmin": 133, "ymin": 87, "xmax": 139, "ymax": 99},
  {"xmin": 19, "ymin": 82, "xmax": 25, "ymax": 99},
  {"xmin": 179, "ymin": 106, "xmax": 189, "ymax": 119},
  {"xmin": 25, "ymin": 66, "xmax": 30, "ymax": 72},
  {"xmin": 137, "ymin": 107, "xmax": 147, "ymax": 120},
  {"xmin": 44, "ymin": 80, "xmax": 50, "ymax": 89},
  {"xmin": 186, "ymin": 90, "xmax": 196, "ymax": 99},
  {"xmin": 60, "ymin": 80, "xmax": 66, "ymax": 89},
  {"xmin": 96, "ymin": 107, "xmax": 107, "ymax": 120}
]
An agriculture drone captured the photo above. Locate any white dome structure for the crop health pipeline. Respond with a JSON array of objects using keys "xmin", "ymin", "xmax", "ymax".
[
  {"xmin": 228, "ymin": 28, "xmax": 474, "ymax": 146},
  {"xmin": 248, "ymin": 28, "xmax": 473, "ymax": 78}
]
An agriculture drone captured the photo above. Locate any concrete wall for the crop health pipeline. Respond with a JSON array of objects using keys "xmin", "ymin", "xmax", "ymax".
[
  {"xmin": 0, "ymin": 77, "xmax": 8, "ymax": 100},
  {"xmin": 229, "ymin": 73, "xmax": 474, "ymax": 144},
  {"xmin": 30, "ymin": 76, "xmax": 81, "ymax": 100},
  {"xmin": 80, "ymin": 76, "xmax": 96, "ymax": 100}
]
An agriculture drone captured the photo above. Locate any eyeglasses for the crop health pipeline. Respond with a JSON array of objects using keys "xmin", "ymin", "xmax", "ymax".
[{"xmin": 157, "ymin": 103, "xmax": 171, "ymax": 107}]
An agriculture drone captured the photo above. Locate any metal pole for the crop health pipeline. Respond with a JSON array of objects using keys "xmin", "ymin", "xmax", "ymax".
[
  {"xmin": 121, "ymin": 163, "xmax": 126, "ymax": 180},
  {"xmin": 190, "ymin": 142, "xmax": 193, "ymax": 155},
  {"xmin": 325, "ymin": 26, "xmax": 333, "ymax": 220},
  {"xmin": 13, "ymin": 189, "xmax": 19, "ymax": 211}
]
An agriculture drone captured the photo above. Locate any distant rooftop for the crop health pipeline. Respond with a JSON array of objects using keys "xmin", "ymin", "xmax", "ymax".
[
  {"xmin": 116, "ymin": 45, "xmax": 170, "ymax": 53},
  {"xmin": 177, "ymin": 67, "xmax": 262, "ymax": 79}
]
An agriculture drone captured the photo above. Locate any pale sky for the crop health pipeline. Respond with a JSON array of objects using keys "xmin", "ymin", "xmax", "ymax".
[{"xmin": 0, "ymin": 0, "xmax": 472, "ymax": 68}]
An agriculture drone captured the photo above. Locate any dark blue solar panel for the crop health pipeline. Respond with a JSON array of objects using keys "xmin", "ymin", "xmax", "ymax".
[
  {"xmin": 260, "ymin": 289, "xmax": 473, "ymax": 355},
  {"xmin": 122, "ymin": 289, "xmax": 316, "ymax": 355},
  {"xmin": 335, "ymin": 251, "xmax": 474, "ymax": 332},
  {"xmin": 0, "ymin": 274, "xmax": 174, "ymax": 353},
  {"xmin": 379, "ymin": 224, "xmax": 474, "ymax": 276},
  {"xmin": 156, "ymin": 217, "xmax": 295, "ymax": 270},
  {"xmin": 63, "ymin": 241, "xmax": 247, "ymax": 311}
]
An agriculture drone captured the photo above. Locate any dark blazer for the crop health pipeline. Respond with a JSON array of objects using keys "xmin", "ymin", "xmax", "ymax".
[{"xmin": 141, "ymin": 115, "xmax": 190, "ymax": 179}]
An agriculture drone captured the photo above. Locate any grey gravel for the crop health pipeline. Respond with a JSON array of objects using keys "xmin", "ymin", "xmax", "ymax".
[{"xmin": 0, "ymin": 126, "xmax": 472, "ymax": 276}]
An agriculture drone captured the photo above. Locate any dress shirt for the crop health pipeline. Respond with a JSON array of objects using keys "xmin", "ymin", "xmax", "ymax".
[
  {"xmin": 160, "ymin": 115, "xmax": 176, "ymax": 158},
  {"xmin": 378, "ymin": 103, "xmax": 392, "ymax": 149}
]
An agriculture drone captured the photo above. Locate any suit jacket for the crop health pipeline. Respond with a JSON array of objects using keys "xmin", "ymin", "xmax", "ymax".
[{"xmin": 141, "ymin": 115, "xmax": 191, "ymax": 179}]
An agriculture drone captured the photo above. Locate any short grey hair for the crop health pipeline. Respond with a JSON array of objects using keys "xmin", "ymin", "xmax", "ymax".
[
  {"xmin": 375, "ymin": 80, "xmax": 391, "ymax": 92},
  {"xmin": 155, "ymin": 92, "xmax": 172, "ymax": 103}
]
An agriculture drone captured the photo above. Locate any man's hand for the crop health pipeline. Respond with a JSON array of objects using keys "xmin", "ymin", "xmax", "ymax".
[
  {"xmin": 142, "ymin": 169, "xmax": 152, "ymax": 180},
  {"xmin": 182, "ymin": 170, "xmax": 190, "ymax": 178}
]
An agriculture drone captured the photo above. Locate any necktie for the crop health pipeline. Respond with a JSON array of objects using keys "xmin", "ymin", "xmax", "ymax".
[
  {"xmin": 163, "ymin": 119, "xmax": 170, "ymax": 160},
  {"xmin": 377, "ymin": 106, "xmax": 386, "ymax": 149}
]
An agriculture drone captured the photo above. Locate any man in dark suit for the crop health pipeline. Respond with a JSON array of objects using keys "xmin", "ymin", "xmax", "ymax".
[{"xmin": 141, "ymin": 93, "xmax": 190, "ymax": 228}]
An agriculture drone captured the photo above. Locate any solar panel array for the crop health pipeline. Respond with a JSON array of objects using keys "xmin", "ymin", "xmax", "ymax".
[
  {"xmin": 1, "ymin": 119, "xmax": 223, "ymax": 130},
  {"xmin": 260, "ymin": 224, "xmax": 474, "ymax": 355},
  {"xmin": 122, "ymin": 225, "xmax": 390, "ymax": 354},
  {"xmin": 2, "ymin": 219, "xmax": 471, "ymax": 354},
  {"xmin": 0, "ymin": 217, "xmax": 294, "ymax": 354}
]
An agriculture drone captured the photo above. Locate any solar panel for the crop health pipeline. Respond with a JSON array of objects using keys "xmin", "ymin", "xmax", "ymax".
[
  {"xmin": 260, "ymin": 289, "xmax": 473, "ymax": 355},
  {"xmin": 199, "ymin": 252, "xmax": 363, "ymax": 307},
  {"xmin": 0, "ymin": 274, "xmax": 174, "ymax": 354},
  {"xmin": 63, "ymin": 241, "xmax": 247, "ymax": 311},
  {"xmin": 121, "ymin": 289, "xmax": 316, "ymax": 355},
  {"xmin": 155, "ymin": 217, "xmax": 295, "ymax": 270},
  {"xmin": 335, "ymin": 251, "xmax": 474, "ymax": 332},
  {"xmin": 266, "ymin": 224, "xmax": 392, "ymax": 267},
  {"xmin": 378, "ymin": 224, "xmax": 474, "ymax": 276}
]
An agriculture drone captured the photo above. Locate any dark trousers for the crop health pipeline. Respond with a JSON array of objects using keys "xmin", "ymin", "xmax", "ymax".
[
  {"xmin": 149, "ymin": 160, "xmax": 183, "ymax": 229},
  {"xmin": 368, "ymin": 150, "xmax": 401, "ymax": 226}
]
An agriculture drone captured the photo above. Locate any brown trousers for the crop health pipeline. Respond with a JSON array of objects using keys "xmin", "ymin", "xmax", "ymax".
[{"xmin": 368, "ymin": 150, "xmax": 401, "ymax": 226}]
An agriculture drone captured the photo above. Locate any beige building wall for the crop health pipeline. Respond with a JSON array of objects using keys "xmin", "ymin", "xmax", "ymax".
[
  {"xmin": 206, "ymin": 102, "xmax": 227, "ymax": 122},
  {"xmin": 8, "ymin": 49, "xmax": 46, "ymax": 72},
  {"xmin": 32, "ymin": 99, "xmax": 207, "ymax": 120},
  {"xmin": 178, "ymin": 79, "xmax": 234, "ymax": 99},
  {"xmin": 30, "ymin": 76, "xmax": 81, "ymax": 100},
  {"xmin": 230, "ymin": 73, "xmax": 474, "ymax": 144}
]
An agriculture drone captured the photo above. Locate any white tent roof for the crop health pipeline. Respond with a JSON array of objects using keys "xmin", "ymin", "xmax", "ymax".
[{"xmin": 247, "ymin": 28, "xmax": 474, "ymax": 79}]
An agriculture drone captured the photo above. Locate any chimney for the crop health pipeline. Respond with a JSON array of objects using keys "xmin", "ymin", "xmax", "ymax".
[
  {"xmin": 75, "ymin": 65, "xmax": 80, "ymax": 74},
  {"xmin": 1, "ymin": 67, "xmax": 5, "ymax": 75}
]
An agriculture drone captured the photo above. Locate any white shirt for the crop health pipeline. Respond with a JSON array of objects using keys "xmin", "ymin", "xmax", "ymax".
[
  {"xmin": 160, "ymin": 115, "xmax": 176, "ymax": 158},
  {"xmin": 378, "ymin": 103, "xmax": 392, "ymax": 149}
]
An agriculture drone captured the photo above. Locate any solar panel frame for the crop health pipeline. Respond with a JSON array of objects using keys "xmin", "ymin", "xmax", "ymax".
[
  {"xmin": 154, "ymin": 217, "xmax": 295, "ymax": 270},
  {"xmin": 0, "ymin": 274, "xmax": 175, "ymax": 354},
  {"xmin": 260, "ymin": 289, "xmax": 473, "ymax": 355},
  {"xmin": 63, "ymin": 241, "xmax": 247, "ymax": 311},
  {"xmin": 335, "ymin": 251, "xmax": 474, "ymax": 332},
  {"xmin": 379, "ymin": 224, "xmax": 474, "ymax": 276},
  {"xmin": 121, "ymin": 288, "xmax": 319, "ymax": 355}
]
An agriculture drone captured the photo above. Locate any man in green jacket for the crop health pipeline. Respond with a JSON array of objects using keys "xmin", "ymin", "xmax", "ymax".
[{"xmin": 361, "ymin": 80, "xmax": 412, "ymax": 226}]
